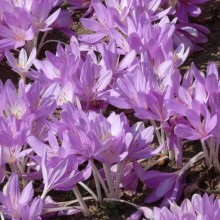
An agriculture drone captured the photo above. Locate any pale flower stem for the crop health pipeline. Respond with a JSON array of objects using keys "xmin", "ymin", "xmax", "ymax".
[
  {"xmin": 169, "ymin": 149, "xmax": 175, "ymax": 161},
  {"xmin": 161, "ymin": 127, "xmax": 168, "ymax": 155},
  {"xmin": 115, "ymin": 160, "xmax": 126, "ymax": 198},
  {"xmin": 150, "ymin": 120, "xmax": 162, "ymax": 145},
  {"xmin": 0, "ymin": 212, "xmax": 5, "ymax": 220},
  {"xmin": 213, "ymin": 143, "xmax": 220, "ymax": 174},
  {"xmin": 41, "ymin": 188, "xmax": 49, "ymax": 199},
  {"xmin": 103, "ymin": 198, "xmax": 140, "ymax": 209},
  {"xmin": 143, "ymin": 156, "xmax": 168, "ymax": 171},
  {"xmin": 179, "ymin": 151, "xmax": 205, "ymax": 175},
  {"xmin": 201, "ymin": 141, "xmax": 211, "ymax": 167},
  {"xmin": 78, "ymin": 181, "xmax": 98, "ymax": 201},
  {"xmin": 65, "ymin": 196, "xmax": 94, "ymax": 206},
  {"xmin": 208, "ymin": 139, "xmax": 214, "ymax": 165},
  {"xmin": 103, "ymin": 163, "xmax": 115, "ymax": 198},
  {"xmin": 44, "ymin": 206, "xmax": 82, "ymax": 214},
  {"xmin": 38, "ymin": 40, "xmax": 67, "ymax": 54},
  {"xmin": 73, "ymin": 185, "xmax": 90, "ymax": 217},
  {"xmin": 37, "ymin": 31, "xmax": 49, "ymax": 55},
  {"xmin": 91, "ymin": 160, "xmax": 102, "ymax": 203},
  {"xmin": 17, "ymin": 161, "xmax": 27, "ymax": 187},
  {"xmin": 20, "ymin": 73, "xmax": 26, "ymax": 84},
  {"xmin": 91, "ymin": 161, "xmax": 109, "ymax": 197}
]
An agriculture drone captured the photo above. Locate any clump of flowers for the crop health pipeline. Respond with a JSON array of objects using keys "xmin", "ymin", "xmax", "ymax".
[{"xmin": 0, "ymin": 0, "xmax": 218, "ymax": 219}]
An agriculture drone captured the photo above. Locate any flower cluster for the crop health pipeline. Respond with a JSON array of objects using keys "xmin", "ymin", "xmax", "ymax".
[
  {"xmin": 0, "ymin": 0, "xmax": 217, "ymax": 219},
  {"xmin": 129, "ymin": 193, "xmax": 220, "ymax": 220}
]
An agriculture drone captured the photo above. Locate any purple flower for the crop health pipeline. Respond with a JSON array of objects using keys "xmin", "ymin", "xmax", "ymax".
[
  {"xmin": 125, "ymin": 122, "xmax": 163, "ymax": 160},
  {"xmin": 175, "ymin": 103, "xmax": 217, "ymax": 141},
  {"xmin": 152, "ymin": 193, "xmax": 220, "ymax": 220},
  {"xmin": 134, "ymin": 161, "xmax": 183, "ymax": 206},
  {"xmin": 41, "ymin": 151, "xmax": 91, "ymax": 197},
  {"xmin": 176, "ymin": 0, "xmax": 209, "ymax": 23},
  {"xmin": 79, "ymin": 0, "xmax": 116, "ymax": 43},
  {"xmin": 133, "ymin": 152, "xmax": 204, "ymax": 206},
  {"xmin": 0, "ymin": 174, "xmax": 43, "ymax": 219},
  {"xmin": 108, "ymin": 65, "xmax": 150, "ymax": 109},
  {"xmin": 0, "ymin": 8, "xmax": 34, "ymax": 51},
  {"xmin": 174, "ymin": 23, "xmax": 210, "ymax": 52},
  {"xmin": 89, "ymin": 111, "xmax": 129, "ymax": 165},
  {"xmin": 134, "ymin": 90, "xmax": 171, "ymax": 122},
  {"xmin": 5, "ymin": 47, "xmax": 36, "ymax": 81},
  {"xmin": 73, "ymin": 52, "xmax": 112, "ymax": 111},
  {"xmin": 29, "ymin": 0, "xmax": 61, "ymax": 32}
]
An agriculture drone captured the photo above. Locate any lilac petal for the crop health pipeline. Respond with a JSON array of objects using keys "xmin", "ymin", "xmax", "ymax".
[
  {"xmin": 26, "ymin": 47, "xmax": 37, "ymax": 67},
  {"xmin": 41, "ymin": 151, "xmax": 49, "ymax": 188},
  {"xmin": 8, "ymin": 174, "xmax": 20, "ymax": 206},
  {"xmin": 48, "ymin": 158, "xmax": 69, "ymax": 189},
  {"xmin": 156, "ymin": 177, "xmax": 175, "ymax": 198},
  {"xmin": 127, "ymin": 210, "xmax": 142, "ymax": 220},
  {"xmin": 205, "ymin": 74, "xmax": 218, "ymax": 94},
  {"xmin": 29, "ymin": 198, "xmax": 43, "ymax": 217},
  {"xmin": 118, "ymin": 50, "xmax": 136, "ymax": 70},
  {"xmin": 16, "ymin": 149, "xmax": 33, "ymax": 160},
  {"xmin": 18, "ymin": 48, "xmax": 27, "ymax": 67},
  {"xmin": 148, "ymin": 0, "xmax": 160, "ymax": 12},
  {"xmin": 157, "ymin": 60, "xmax": 173, "ymax": 79},
  {"xmin": 0, "ymin": 38, "xmax": 17, "ymax": 50},
  {"xmin": 79, "ymin": 32, "xmax": 106, "ymax": 43},
  {"xmin": 206, "ymin": 115, "xmax": 217, "ymax": 134},
  {"xmin": 179, "ymin": 86, "xmax": 192, "ymax": 105},
  {"xmin": 45, "ymin": 8, "xmax": 61, "ymax": 27},
  {"xmin": 127, "ymin": 33, "xmax": 143, "ymax": 51},
  {"xmin": 0, "ymin": 191, "xmax": 7, "ymax": 206},
  {"xmin": 95, "ymin": 70, "xmax": 112, "ymax": 92},
  {"xmin": 133, "ymin": 162, "xmax": 173, "ymax": 187},
  {"xmin": 80, "ymin": 18, "xmax": 102, "ymax": 31},
  {"xmin": 109, "ymin": 28, "xmax": 129, "ymax": 52},
  {"xmin": 165, "ymin": 100, "xmax": 186, "ymax": 116},
  {"xmin": 27, "ymin": 136, "xmax": 48, "ymax": 157},
  {"xmin": 92, "ymin": 0, "xmax": 109, "ymax": 23},
  {"xmin": 19, "ymin": 182, "xmax": 34, "ymax": 205},
  {"xmin": 194, "ymin": 82, "xmax": 207, "ymax": 103},
  {"xmin": 0, "ymin": 24, "xmax": 14, "ymax": 38},
  {"xmin": 160, "ymin": 207, "xmax": 175, "ymax": 220},
  {"xmin": 174, "ymin": 124, "xmax": 201, "ymax": 140},
  {"xmin": 177, "ymin": 5, "xmax": 188, "ymax": 23},
  {"xmin": 185, "ymin": 109, "xmax": 201, "ymax": 130},
  {"xmin": 108, "ymin": 96, "xmax": 133, "ymax": 109},
  {"xmin": 135, "ymin": 107, "xmax": 157, "ymax": 121},
  {"xmin": 207, "ymin": 62, "xmax": 218, "ymax": 78},
  {"xmin": 145, "ymin": 189, "xmax": 161, "ymax": 203},
  {"xmin": 5, "ymin": 50, "xmax": 17, "ymax": 68},
  {"xmin": 181, "ymin": 213, "xmax": 196, "ymax": 220},
  {"xmin": 190, "ymin": 63, "xmax": 205, "ymax": 85},
  {"xmin": 188, "ymin": 5, "xmax": 201, "ymax": 17}
]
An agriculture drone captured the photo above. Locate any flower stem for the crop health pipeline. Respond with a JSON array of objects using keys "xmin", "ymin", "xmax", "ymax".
[
  {"xmin": 0, "ymin": 212, "xmax": 5, "ymax": 220},
  {"xmin": 115, "ymin": 160, "xmax": 126, "ymax": 198},
  {"xmin": 78, "ymin": 181, "xmax": 98, "ymax": 201},
  {"xmin": 103, "ymin": 198, "xmax": 140, "ymax": 209},
  {"xmin": 91, "ymin": 160, "xmax": 102, "ymax": 203},
  {"xmin": 73, "ymin": 185, "xmax": 90, "ymax": 217},
  {"xmin": 150, "ymin": 120, "xmax": 162, "ymax": 145},
  {"xmin": 201, "ymin": 141, "xmax": 211, "ymax": 167}
]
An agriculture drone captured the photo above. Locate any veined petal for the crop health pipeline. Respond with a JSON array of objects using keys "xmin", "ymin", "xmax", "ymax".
[
  {"xmin": 80, "ymin": 18, "xmax": 102, "ymax": 31},
  {"xmin": 79, "ymin": 32, "xmax": 107, "ymax": 43},
  {"xmin": 19, "ymin": 182, "xmax": 34, "ymax": 205},
  {"xmin": 45, "ymin": 8, "xmax": 61, "ymax": 27},
  {"xmin": 174, "ymin": 124, "xmax": 201, "ymax": 140}
]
